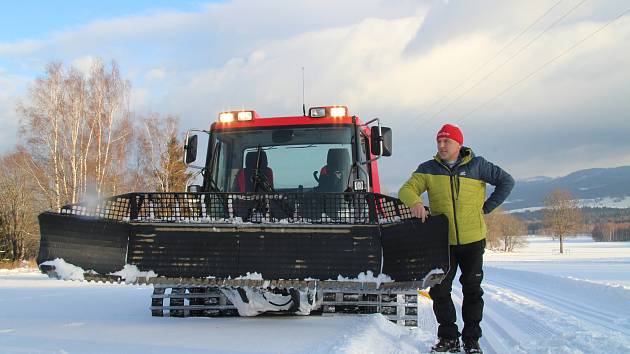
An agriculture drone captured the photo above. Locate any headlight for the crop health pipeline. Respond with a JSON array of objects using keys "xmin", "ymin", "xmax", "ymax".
[
  {"xmin": 330, "ymin": 106, "xmax": 347, "ymax": 118},
  {"xmin": 309, "ymin": 107, "xmax": 326, "ymax": 118},
  {"xmin": 219, "ymin": 112, "xmax": 235, "ymax": 123},
  {"xmin": 308, "ymin": 105, "xmax": 349, "ymax": 118},
  {"xmin": 237, "ymin": 111, "xmax": 253, "ymax": 121}
]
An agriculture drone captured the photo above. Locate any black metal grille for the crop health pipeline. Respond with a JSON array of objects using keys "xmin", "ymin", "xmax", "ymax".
[{"xmin": 59, "ymin": 192, "xmax": 414, "ymax": 225}]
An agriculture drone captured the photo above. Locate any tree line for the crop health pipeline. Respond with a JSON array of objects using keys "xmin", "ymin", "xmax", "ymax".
[
  {"xmin": 0, "ymin": 59, "xmax": 191, "ymax": 263},
  {"xmin": 591, "ymin": 223, "xmax": 630, "ymax": 242},
  {"xmin": 485, "ymin": 188, "xmax": 585, "ymax": 253},
  {"xmin": 514, "ymin": 203, "xmax": 630, "ymax": 242}
]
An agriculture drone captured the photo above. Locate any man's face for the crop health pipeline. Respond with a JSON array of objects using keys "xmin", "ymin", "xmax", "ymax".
[{"xmin": 437, "ymin": 138, "xmax": 461, "ymax": 162}]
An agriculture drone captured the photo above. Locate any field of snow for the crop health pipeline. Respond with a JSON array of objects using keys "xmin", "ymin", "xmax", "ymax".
[
  {"xmin": 508, "ymin": 196, "xmax": 630, "ymax": 213},
  {"xmin": 1, "ymin": 236, "xmax": 629, "ymax": 353}
]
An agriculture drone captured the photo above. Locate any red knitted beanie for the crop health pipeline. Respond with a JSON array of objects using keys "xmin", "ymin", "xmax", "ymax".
[{"xmin": 436, "ymin": 124, "xmax": 463, "ymax": 145}]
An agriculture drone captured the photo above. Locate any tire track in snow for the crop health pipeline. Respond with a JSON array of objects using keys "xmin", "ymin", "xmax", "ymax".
[
  {"xmin": 481, "ymin": 268, "xmax": 630, "ymax": 353},
  {"xmin": 489, "ymin": 276, "xmax": 630, "ymax": 334},
  {"xmin": 453, "ymin": 284, "xmax": 568, "ymax": 353},
  {"xmin": 452, "ymin": 289, "xmax": 518, "ymax": 354}
]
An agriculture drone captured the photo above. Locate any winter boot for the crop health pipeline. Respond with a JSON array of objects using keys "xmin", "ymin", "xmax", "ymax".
[
  {"xmin": 462, "ymin": 337, "xmax": 483, "ymax": 354},
  {"xmin": 430, "ymin": 337, "xmax": 460, "ymax": 353}
]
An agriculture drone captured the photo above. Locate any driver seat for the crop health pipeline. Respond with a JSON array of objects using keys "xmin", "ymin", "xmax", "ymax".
[
  {"xmin": 235, "ymin": 151, "xmax": 274, "ymax": 192},
  {"xmin": 318, "ymin": 148, "xmax": 351, "ymax": 192}
]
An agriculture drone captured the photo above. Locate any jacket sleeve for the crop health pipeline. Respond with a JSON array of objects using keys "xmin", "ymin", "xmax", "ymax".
[
  {"xmin": 478, "ymin": 157, "xmax": 515, "ymax": 214},
  {"xmin": 398, "ymin": 172, "xmax": 427, "ymax": 208}
]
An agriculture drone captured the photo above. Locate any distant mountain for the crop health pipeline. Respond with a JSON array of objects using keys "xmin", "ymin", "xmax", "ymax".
[{"xmin": 503, "ymin": 166, "xmax": 630, "ymax": 211}]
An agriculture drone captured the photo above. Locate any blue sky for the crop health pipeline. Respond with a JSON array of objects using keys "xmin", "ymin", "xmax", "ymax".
[
  {"xmin": 1, "ymin": 0, "xmax": 630, "ymax": 192},
  {"xmin": 0, "ymin": 1, "xmax": 207, "ymax": 41},
  {"xmin": 0, "ymin": 1, "xmax": 215, "ymax": 78}
]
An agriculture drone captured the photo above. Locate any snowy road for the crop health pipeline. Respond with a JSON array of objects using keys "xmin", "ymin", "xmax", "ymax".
[
  {"xmin": 1, "ymin": 237, "xmax": 629, "ymax": 353},
  {"xmin": 473, "ymin": 267, "xmax": 630, "ymax": 353}
]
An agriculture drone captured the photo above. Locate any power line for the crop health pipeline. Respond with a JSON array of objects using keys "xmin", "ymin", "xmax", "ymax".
[
  {"xmin": 413, "ymin": 0, "xmax": 564, "ymax": 123},
  {"xmin": 418, "ymin": 0, "xmax": 588, "ymax": 127},
  {"xmin": 461, "ymin": 7, "xmax": 630, "ymax": 120}
]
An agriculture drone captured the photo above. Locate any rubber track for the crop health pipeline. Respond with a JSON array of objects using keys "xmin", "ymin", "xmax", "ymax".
[{"xmin": 78, "ymin": 273, "xmax": 425, "ymax": 292}]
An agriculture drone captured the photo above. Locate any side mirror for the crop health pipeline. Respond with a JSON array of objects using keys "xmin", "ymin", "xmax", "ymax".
[
  {"xmin": 381, "ymin": 127, "xmax": 392, "ymax": 157},
  {"xmin": 184, "ymin": 134, "xmax": 198, "ymax": 164},
  {"xmin": 370, "ymin": 126, "xmax": 393, "ymax": 157}
]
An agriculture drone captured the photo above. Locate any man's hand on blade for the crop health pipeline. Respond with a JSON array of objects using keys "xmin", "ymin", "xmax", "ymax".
[{"xmin": 411, "ymin": 202, "xmax": 428, "ymax": 223}]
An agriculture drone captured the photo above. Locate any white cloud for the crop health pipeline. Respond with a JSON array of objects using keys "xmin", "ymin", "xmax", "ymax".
[
  {"xmin": 71, "ymin": 55, "xmax": 98, "ymax": 75},
  {"xmin": 145, "ymin": 68, "xmax": 166, "ymax": 81},
  {"xmin": 130, "ymin": 88, "xmax": 150, "ymax": 111},
  {"xmin": 0, "ymin": 1, "xmax": 426, "ymax": 65},
  {"xmin": 0, "ymin": 69, "xmax": 27, "ymax": 152}
]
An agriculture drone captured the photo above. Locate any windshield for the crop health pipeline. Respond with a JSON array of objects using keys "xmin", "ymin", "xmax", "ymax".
[{"xmin": 209, "ymin": 125, "xmax": 360, "ymax": 192}]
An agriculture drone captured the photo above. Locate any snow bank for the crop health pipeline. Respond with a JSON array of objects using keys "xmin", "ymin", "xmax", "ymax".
[
  {"xmin": 337, "ymin": 271, "xmax": 393, "ymax": 288},
  {"xmin": 422, "ymin": 268, "xmax": 445, "ymax": 286},
  {"xmin": 37, "ymin": 260, "xmax": 157, "ymax": 283},
  {"xmin": 325, "ymin": 314, "xmax": 429, "ymax": 354},
  {"xmin": 109, "ymin": 264, "xmax": 157, "ymax": 282},
  {"xmin": 416, "ymin": 290, "xmax": 437, "ymax": 336},
  {"xmin": 39, "ymin": 258, "xmax": 86, "ymax": 281},
  {"xmin": 235, "ymin": 272, "xmax": 264, "ymax": 280},
  {"xmin": 0, "ymin": 267, "xmax": 37, "ymax": 274}
]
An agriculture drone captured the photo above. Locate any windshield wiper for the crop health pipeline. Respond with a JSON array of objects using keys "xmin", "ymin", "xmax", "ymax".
[
  {"xmin": 249, "ymin": 145, "xmax": 296, "ymax": 220},
  {"xmin": 207, "ymin": 174, "xmax": 221, "ymax": 193}
]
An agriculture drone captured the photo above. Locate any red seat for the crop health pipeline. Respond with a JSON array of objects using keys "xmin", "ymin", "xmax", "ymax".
[
  {"xmin": 317, "ymin": 148, "xmax": 350, "ymax": 192},
  {"xmin": 235, "ymin": 151, "xmax": 274, "ymax": 192}
]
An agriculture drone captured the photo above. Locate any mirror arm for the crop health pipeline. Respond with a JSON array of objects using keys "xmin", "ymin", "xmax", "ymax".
[
  {"xmin": 361, "ymin": 117, "xmax": 380, "ymax": 126},
  {"xmin": 183, "ymin": 131, "xmax": 191, "ymax": 165},
  {"xmin": 362, "ymin": 154, "xmax": 381, "ymax": 165}
]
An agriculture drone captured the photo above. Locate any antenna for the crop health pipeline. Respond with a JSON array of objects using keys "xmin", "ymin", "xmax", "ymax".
[{"xmin": 302, "ymin": 66, "xmax": 306, "ymax": 116}]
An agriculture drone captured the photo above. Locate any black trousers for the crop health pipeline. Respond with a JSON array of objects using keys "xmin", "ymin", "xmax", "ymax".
[{"xmin": 429, "ymin": 239, "xmax": 485, "ymax": 340}]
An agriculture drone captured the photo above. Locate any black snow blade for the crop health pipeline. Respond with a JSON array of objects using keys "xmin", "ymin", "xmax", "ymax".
[
  {"xmin": 37, "ymin": 212, "xmax": 129, "ymax": 274},
  {"xmin": 381, "ymin": 215, "xmax": 450, "ymax": 285},
  {"xmin": 37, "ymin": 192, "xmax": 450, "ymax": 288}
]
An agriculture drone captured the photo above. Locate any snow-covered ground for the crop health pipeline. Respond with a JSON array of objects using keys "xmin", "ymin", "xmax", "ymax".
[{"xmin": 1, "ymin": 236, "xmax": 629, "ymax": 353}]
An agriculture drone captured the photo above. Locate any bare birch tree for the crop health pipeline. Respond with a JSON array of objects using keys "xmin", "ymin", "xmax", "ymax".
[
  {"xmin": 543, "ymin": 188, "xmax": 583, "ymax": 254},
  {"xmin": 592, "ymin": 223, "xmax": 630, "ymax": 242},
  {"xmin": 17, "ymin": 59, "xmax": 133, "ymax": 211}
]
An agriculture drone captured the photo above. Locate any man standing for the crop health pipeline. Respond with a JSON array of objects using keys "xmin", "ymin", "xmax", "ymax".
[{"xmin": 398, "ymin": 124, "xmax": 514, "ymax": 354}]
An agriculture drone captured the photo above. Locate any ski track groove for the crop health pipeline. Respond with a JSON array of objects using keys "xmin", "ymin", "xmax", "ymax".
[
  {"xmin": 489, "ymin": 276, "xmax": 630, "ymax": 335},
  {"xmin": 480, "ymin": 287, "xmax": 556, "ymax": 340},
  {"xmin": 444, "ymin": 265, "xmax": 630, "ymax": 354},
  {"xmin": 481, "ymin": 282, "xmax": 598, "ymax": 353},
  {"xmin": 452, "ymin": 289, "xmax": 516, "ymax": 354},
  {"xmin": 482, "ymin": 275, "xmax": 630, "ymax": 353}
]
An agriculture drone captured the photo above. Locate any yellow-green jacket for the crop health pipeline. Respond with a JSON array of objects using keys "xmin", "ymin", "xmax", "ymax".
[{"xmin": 398, "ymin": 147, "xmax": 514, "ymax": 245}]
